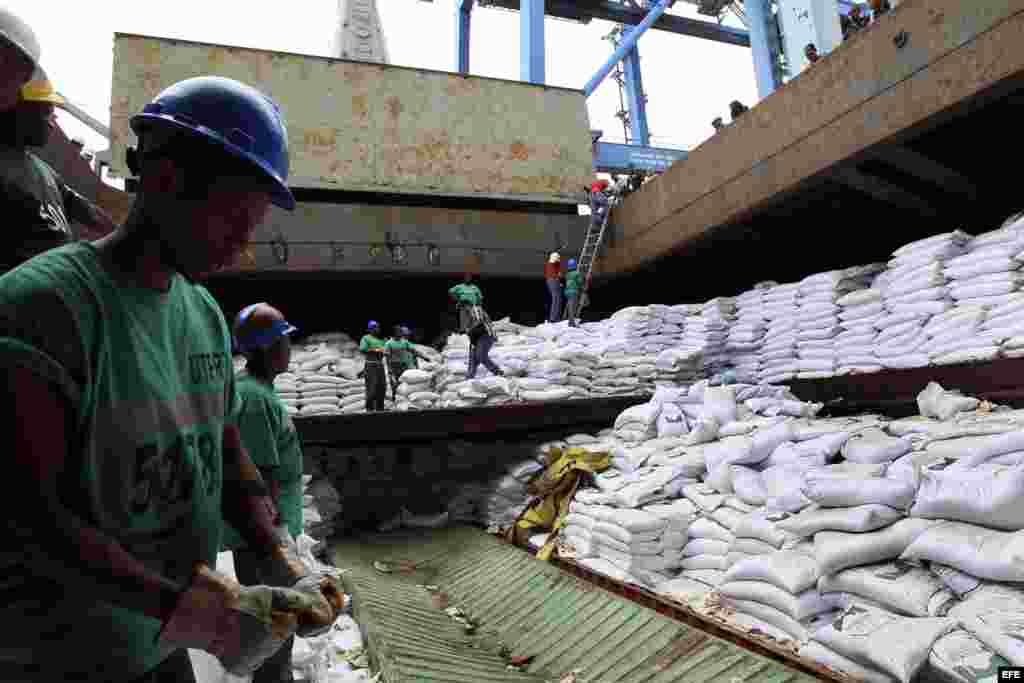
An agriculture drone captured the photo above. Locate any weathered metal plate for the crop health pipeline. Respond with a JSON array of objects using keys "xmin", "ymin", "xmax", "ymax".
[
  {"xmin": 108, "ymin": 33, "xmax": 593, "ymax": 203},
  {"xmin": 334, "ymin": 527, "xmax": 818, "ymax": 683}
]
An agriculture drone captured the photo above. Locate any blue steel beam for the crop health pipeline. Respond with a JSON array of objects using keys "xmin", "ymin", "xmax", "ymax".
[
  {"xmin": 478, "ymin": 0, "xmax": 749, "ymax": 46},
  {"xmin": 593, "ymin": 141, "xmax": 686, "ymax": 173},
  {"xmin": 583, "ymin": 0, "xmax": 673, "ymax": 97},
  {"xmin": 621, "ymin": 44, "xmax": 650, "ymax": 146},
  {"xmin": 520, "ymin": 0, "xmax": 546, "ymax": 83},
  {"xmin": 456, "ymin": 0, "xmax": 474, "ymax": 74},
  {"xmin": 745, "ymin": 0, "xmax": 782, "ymax": 99}
]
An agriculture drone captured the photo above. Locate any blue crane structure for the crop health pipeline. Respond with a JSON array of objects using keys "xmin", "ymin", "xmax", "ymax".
[{"xmin": 454, "ymin": 0, "xmax": 861, "ymax": 175}]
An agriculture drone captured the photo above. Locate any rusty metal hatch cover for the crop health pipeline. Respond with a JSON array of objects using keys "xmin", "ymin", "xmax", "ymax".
[{"xmin": 333, "ymin": 526, "xmax": 818, "ymax": 683}]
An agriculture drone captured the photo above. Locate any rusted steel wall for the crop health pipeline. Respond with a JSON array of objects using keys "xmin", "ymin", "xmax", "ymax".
[
  {"xmin": 109, "ymin": 33, "xmax": 593, "ymax": 203},
  {"xmin": 224, "ymin": 201, "xmax": 588, "ymax": 277},
  {"xmin": 603, "ymin": 0, "xmax": 1024, "ymax": 273}
]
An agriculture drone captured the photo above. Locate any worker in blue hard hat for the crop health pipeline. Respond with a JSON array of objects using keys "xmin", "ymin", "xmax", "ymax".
[
  {"xmin": 227, "ymin": 302, "xmax": 334, "ymax": 683},
  {"xmin": 563, "ymin": 258, "xmax": 582, "ymax": 327},
  {"xmin": 0, "ymin": 76, "xmax": 343, "ymax": 682},
  {"xmin": 386, "ymin": 324, "xmax": 429, "ymax": 380},
  {"xmin": 360, "ymin": 320, "xmax": 388, "ymax": 412}
]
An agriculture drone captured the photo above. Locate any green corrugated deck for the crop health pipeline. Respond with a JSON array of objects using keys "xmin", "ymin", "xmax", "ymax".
[{"xmin": 333, "ymin": 526, "xmax": 821, "ymax": 683}]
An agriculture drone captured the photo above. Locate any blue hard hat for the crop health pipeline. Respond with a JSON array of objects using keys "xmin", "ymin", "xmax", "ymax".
[
  {"xmin": 568, "ymin": 259, "xmax": 577, "ymax": 270},
  {"xmin": 400, "ymin": 325, "xmax": 411, "ymax": 336},
  {"xmin": 130, "ymin": 76, "xmax": 295, "ymax": 210},
  {"xmin": 233, "ymin": 302, "xmax": 298, "ymax": 354},
  {"xmin": 368, "ymin": 320, "xmax": 380, "ymax": 329},
  {"xmin": 722, "ymin": 370, "xmax": 738, "ymax": 385}
]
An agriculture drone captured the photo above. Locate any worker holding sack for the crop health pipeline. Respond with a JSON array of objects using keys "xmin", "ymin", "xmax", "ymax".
[
  {"xmin": 450, "ymin": 272, "xmax": 504, "ymax": 379},
  {"xmin": 0, "ymin": 76, "xmax": 341, "ymax": 682},
  {"xmin": 226, "ymin": 302, "xmax": 324, "ymax": 683}
]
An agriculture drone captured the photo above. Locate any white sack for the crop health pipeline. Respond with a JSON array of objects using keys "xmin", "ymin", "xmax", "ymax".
[
  {"xmin": 814, "ymin": 518, "xmax": 937, "ymax": 575},
  {"xmin": 818, "ymin": 561, "xmax": 957, "ymax": 618},
  {"xmin": 812, "ymin": 605, "xmax": 956, "ymax": 683},
  {"xmin": 802, "ymin": 475, "xmax": 916, "ymax": 510},
  {"xmin": 911, "ymin": 465, "xmax": 1024, "ymax": 531},
  {"xmin": 777, "ymin": 504, "xmax": 904, "ymax": 538},
  {"xmin": 900, "ymin": 521, "xmax": 1024, "ymax": 582},
  {"xmin": 724, "ymin": 550, "xmax": 820, "ymax": 594},
  {"xmin": 719, "ymin": 580, "xmax": 835, "ymax": 621}
]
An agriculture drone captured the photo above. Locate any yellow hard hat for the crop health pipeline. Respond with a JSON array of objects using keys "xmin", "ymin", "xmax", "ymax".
[{"xmin": 20, "ymin": 74, "xmax": 64, "ymax": 105}]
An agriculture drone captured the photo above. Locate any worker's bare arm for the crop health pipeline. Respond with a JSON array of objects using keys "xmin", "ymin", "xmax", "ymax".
[
  {"xmin": 4, "ymin": 366, "xmax": 184, "ymax": 620},
  {"xmin": 221, "ymin": 422, "xmax": 280, "ymax": 552}
]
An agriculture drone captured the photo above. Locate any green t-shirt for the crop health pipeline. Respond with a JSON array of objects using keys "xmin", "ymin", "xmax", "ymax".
[
  {"xmin": 359, "ymin": 334, "xmax": 386, "ymax": 356},
  {"xmin": 0, "ymin": 242, "xmax": 241, "ymax": 680},
  {"xmin": 449, "ymin": 283, "xmax": 483, "ymax": 306},
  {"xmin": 385, "ymin": 338, "xmax": 416, "ymax": 371},
  {"xmin": 221, "ymin": 374, "xmax": 304, "ymax": 550},
  {"xmin": 564, "ymin": 270, "xmax": 583, "ymax": 295}
]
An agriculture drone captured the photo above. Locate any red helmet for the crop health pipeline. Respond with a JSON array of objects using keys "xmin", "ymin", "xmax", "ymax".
[{"xmin": 591, "ymin": 179, "xmax": 609, "ymax": 192}]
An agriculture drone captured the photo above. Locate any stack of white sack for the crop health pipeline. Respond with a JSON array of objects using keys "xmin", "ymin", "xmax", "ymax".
[
  {"xmin": 684, "ymin": 298, "xmax": 735, "ymax": 377},
  {"xmin": 395, "ymin": 366, "xmax": 442, "ymax": 411},
  {"xmin": 759, "ymin": 283, "xmax": 801, "ymax": 384},
  {"xmin": 795, "ymin": 266, "xmax": 882, "ymax": 380},
  {"xmin": 646, "ymin": 304, "xmax": 687, "ymax": 356},
  {"xmin": 873, "ymin": 231, "xmax": 969, "ymax": 369},
  {"xmin": 591, "ymin": 342, "xmax": 650, "ymax": 398},
  {"xmin": 835, "ymin": 286, "xmax": 885, "ymax": 376},
  {"xmin": 944, "ymin": 217, "xmax": 1024, "ymax": 311},
  {"xmin": 275, "ymin": 332, "xmax": 369, "ymax": 417},
  {"xmin": 301, "ymin": 472, "xmax": 342, "ymax": 540},
  {"xmin": 982, "ymin": 293, "xmax": 1024, "ymax": 359},
  {"xmin": 654, "ymin": 347, "xmax": 703, "ymax": 387},
  {"xmin": 727, "ymin": 285, "xmax": 769, "ymax": 384},
  {"xmin": 476, "ymin": 453, "xmax": 547, "ymax": 527},
  {"xmin": 571, "ymin": 501, "xmax": 693, "ymax": 588}
]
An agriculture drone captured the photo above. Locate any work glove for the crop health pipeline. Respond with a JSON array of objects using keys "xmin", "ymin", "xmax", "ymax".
[
  {"xmin": 158, "ymin": 563, "xmax": 326, "ymax": 675},
  {"xmin": 256, "ymin": 524, "xmax": 347, "ymax": 637}
]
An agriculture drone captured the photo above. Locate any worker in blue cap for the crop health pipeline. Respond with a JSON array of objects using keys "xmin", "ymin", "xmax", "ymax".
[
  {"xmin": 386, "ymin": 324, "xmax": 429, "ymax": 381},
  {"xmin": 0, "ymin": 76, "xmax": 341, "ymax": 681},
  {"xmin": 360, "ymin": 320, "xmax": 388, "ymax": 411},
  {"xmin": 226, "ymin": 302, "xmax": 324, "ymax": 683},
  {"xmin": 563, "ymin": 258, "xmax": 582, "ymax": 327}
]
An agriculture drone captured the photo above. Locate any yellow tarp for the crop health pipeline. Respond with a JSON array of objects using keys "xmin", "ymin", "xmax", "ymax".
[{"xmin": 507, "ymin": 446, "xmax": 609, "ymax": 560}]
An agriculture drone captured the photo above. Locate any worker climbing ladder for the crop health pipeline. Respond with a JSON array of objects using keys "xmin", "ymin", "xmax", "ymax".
[{"xmin": 575, "ymin": 191, "xmax": 618, "ymax": 319}]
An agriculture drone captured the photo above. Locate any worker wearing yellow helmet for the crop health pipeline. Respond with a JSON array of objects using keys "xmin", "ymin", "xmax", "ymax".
[
  {"xmin": 0, "ymin": 5, "xmax": 42, "ymax": 111},
  {"xmin": 0, "ymin": 70, "xmax": 116, "ymax": 272}
]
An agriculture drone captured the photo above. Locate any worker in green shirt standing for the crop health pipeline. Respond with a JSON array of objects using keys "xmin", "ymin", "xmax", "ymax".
[
  {"xmin": 359, "ymin": 320, "xmax": 388, "ymax": 412},
  {"xmin": 225, "ymin": 302, "xmax": 307, "ymax": 683},
  {"xmin": 563, "ymin": 258, "xmax": 582, "ymax": 327},
  {"xmin": 386, "ymin": 324, "xmax": 428, "ymax": 383}
]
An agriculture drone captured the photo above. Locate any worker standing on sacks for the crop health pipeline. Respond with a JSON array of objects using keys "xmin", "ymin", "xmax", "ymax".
[
  {"xmin": 0, "ymin": 76, "xmax": 341, "ymax": 682},
  {"xmin": 545, "ymin": 250, "xmax": 563, "ymax": 322},
  {"xmin": 564, "ymin": 258, "xmax": 582, "ymax": 327},
  {"xmin": 0, "ymin": 6, "xmax": 41, "ymax": 112},
  {"xmin": 0, "ymin": 72, "xmax": 117, "ymax": 272},
  {"xmin": 387, "ymin": 324, "xmax": 428, "ymax": 378},
  {"xmin": 227, "ymin": 302, "xmax": 330, "ymax": 683},
  {"xmin": 449, "ymin": 272, "xmax": 505, "ymax": 379},
  {"xmin": 359, "ymin": 320, "xmax": 388, "ymax": 412}
]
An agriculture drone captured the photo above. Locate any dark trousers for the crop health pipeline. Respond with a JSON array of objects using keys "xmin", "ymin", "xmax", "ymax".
[
  {"xmin": 468, "ymin": 333, "xmax": 502, "ymax": 379},
  {"xmin": 131, "ymin": 650, "xmax": 196, "ymax": 683},
  {"xmin": 364, "ymin": 361, "xmax": 386, "ymax": 412},
  {"xmin": 233, "ymin": 547, "xmax": 296, "ymax": 683},
  {"xmin": 546, "ymin": 278, "xmax": 562, "ymax": 323},
  {"xmin": 564, "ymin": 293, "xmax": 579, "ymax": 325}
]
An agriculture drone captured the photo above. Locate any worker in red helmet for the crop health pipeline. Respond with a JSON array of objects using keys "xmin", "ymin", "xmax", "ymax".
[
  {"xmin": 589, "ymin": 178, "xmax": 611, "ymax": 229},
  {"xmin": 0, "ymin": 76, "xmax": 341, "ymax": 681},
  {"xmin": 227, "ymin": 302, "xmax": 332, "ymax": 683}
]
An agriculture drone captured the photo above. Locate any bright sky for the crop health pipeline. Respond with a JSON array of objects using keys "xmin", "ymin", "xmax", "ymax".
[{"xmin": 9, "ymin": 0, "xmax": 757, "ymax": 158}]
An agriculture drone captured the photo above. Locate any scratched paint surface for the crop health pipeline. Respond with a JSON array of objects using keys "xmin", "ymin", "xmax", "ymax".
[{"xmin": 109, "ymin": 33, "xmax": 593, "ymax": 201}]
